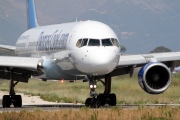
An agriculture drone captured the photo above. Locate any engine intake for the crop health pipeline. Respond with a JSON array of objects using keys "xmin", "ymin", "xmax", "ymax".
[{"xmin": 138, "ymin": 62, "xmax": 171, "ymax": 94}]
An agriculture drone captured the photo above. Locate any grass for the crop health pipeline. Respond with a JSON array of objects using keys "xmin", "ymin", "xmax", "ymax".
[
  {"xmin": 0, "ymin": 73, "xmax": 180, "ymax": 104},
  {"xmin": 0, "ymin": 74, "xmax": 180, "ymax": 120},
  {"xmin": 0, "ymin": 107, "xmax": 180, "ymax": 120}
]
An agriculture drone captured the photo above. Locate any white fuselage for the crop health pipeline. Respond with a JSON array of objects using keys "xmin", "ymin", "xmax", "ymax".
[{"xmin": 15, "ymin": 21, "xmax": 120, "ymax": 80}]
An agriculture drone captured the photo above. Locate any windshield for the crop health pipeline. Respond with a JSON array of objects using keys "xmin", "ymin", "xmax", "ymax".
[
  {"xmin": 102, "ymin": 39, "xmax": 113, "ymax": 46},
  {"xmin": 76, "ymin": 38, "xmax": 119, "ymax": 48},
  {"xmin": 81, "ymin": 39, "xmax": 88, "ymax": 47},
  {"xmin": 76, "ymin": 39, "xmax": 82, "ymax": 48},
  {"xmin": 88, "ymin": 39, "xmax": 100, "ymax": 46},
  {"xmin": 111, "ymin": 38, "xmax": 119, "ymax": 47}
]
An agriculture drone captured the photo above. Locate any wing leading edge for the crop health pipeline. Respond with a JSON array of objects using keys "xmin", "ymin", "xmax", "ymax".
[
  {"xmin": 0, "ymin": 45, "xmax": 16, "ymax": 51},
  {"xmin": 0, "ymin": 56, "xmax": 43, "ymax": 70},
  {"xmin": 0, "ymin": 56, "xmax": 43, "ymax": 83},
  {"xmin": 111, "ymin": 52, "xmax": 180, "ymax": 77},
  {"xmin": 118, "ymin": 52, "xmax": 180, "ymax": 67}
]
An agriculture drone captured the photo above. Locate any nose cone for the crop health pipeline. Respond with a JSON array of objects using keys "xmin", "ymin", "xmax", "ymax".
[{"xmin": 88, "ymin": 48, "xmax": 118, "ymax": 75}]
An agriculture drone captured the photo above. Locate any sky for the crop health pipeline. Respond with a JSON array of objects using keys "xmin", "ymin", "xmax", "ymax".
[{"xmin": 0, "ymin": 0, "xmax": 180, "ymax": 54}]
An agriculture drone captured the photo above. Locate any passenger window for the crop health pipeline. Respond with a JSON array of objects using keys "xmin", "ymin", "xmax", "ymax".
[
  {"xmin": 76, "ymin": 39, "xmax": 82, "ymax": 48},
  {"xmin": 102, "ymin": 39, "xmax": 113, "ymax": 46},
  {"xmin": 111, "ymin": 38, "xmax": 119, "ymax": 47},
  {"xmin": 88, "ymin": 39, "xmax": 100, "ymax": 46},
  {"xmin": 81, "ymin": 39, "xmax": 88, "ymax": 47}
]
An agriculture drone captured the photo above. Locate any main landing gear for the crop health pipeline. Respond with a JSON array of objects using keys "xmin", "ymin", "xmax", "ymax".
[
  {"xmin": 2, "ymin": 69, "xmax": 22, "ymax": 108},
  {"xmin": 85, "ymin": 74, "xmax": 116, "ymax": 108}
]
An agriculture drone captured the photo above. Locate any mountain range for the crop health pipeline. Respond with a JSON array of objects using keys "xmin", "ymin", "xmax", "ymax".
[{"xmin": 0, "ymin": 0, "xmax": 179, "ymax": 54}]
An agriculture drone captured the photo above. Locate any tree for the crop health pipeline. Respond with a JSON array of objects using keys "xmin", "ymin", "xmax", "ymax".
[
  {"xmin": 150, "ymin": 46, "xmax": 171, "ymax": 53},
  {"xmin": 120, "ymin": 45, "xmax": 126, "ymax": 53}
]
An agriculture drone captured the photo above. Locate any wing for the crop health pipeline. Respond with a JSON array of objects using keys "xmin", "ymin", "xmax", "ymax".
[
  {"xmin": 0, "ymin": 56, "xmax": 43, "ymax": 82},
  {"xmin": 0, "ymin": 44, "xmax": 44, "ymax": 82},
  {"xmin": 111, "ymin": 52, "xmax": 180, "ymax": 77},
  {"xmin": 0, "ymin": 45, "xmax": 16, "ymax": 51}
]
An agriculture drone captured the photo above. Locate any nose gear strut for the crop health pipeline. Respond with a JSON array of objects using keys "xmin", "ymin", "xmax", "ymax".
[{"xmin": 85, "ymin": 74, "xmax": 116, "ymax": 108}]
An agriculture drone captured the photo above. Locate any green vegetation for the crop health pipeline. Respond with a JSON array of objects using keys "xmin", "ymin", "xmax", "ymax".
[
  {"xmin": 150, "ymin": 46, "xmax": 171, "ymax": 53},
  {"xmin": 0, "ymin": 73, "xmax": 180, "ymax": 104},
  {"xmin": 120, "ymin": 45, "xmax": 126, "ymax": 53},
  {"xmin": 0, "ymin": 107, "xmax": 180, "ymax": 120},
  {"xmin": 0, "ymin": 73, "xmax": 180, "ymax": 119}
]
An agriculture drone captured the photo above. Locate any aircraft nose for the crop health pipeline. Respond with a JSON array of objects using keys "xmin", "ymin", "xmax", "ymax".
[{"xmin": 88, "ymin": 48, "xmax": 118, "ymax": 75}]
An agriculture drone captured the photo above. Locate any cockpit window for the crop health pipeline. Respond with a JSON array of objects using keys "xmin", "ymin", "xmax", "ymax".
[
  {"xmin": 77, "ymin": 38, "xmax": 119, "ymax": 48},
  {"xmin": 102, "ymin": 39, "xmax": 113, "ymax": 46},
  {"xmin": 88, "ymin": 39, "xmax": 100, "ymax": 46},
  {"xmin": 111, "ymin": 38, "xmax": 119, "ymax": 47},
  {"xmin": 76, "ymin": 39, "xmax": 82, "ymax": 48},
  {"xmin": 81, "ymin": 39, "xmax": 88, "ymax": 47}
]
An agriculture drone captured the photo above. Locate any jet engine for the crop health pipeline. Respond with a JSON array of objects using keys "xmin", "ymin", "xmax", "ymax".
[{"xmin": 138, "ymin": 62, "xmax": 171, "ymax": 94}]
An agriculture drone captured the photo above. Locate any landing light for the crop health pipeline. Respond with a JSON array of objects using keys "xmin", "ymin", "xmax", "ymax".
[
  {"xmin": 38, "ymin": 62, "xmax": 42, "ymax": 66},
  {"xmin": 90, "ymin": 85, "xmax": 93, "ymax": 89},
  {"xmin": 61, "ymin": 80, "xmax": 64, "ymax": 83},
  {"xmin": 89, "ymin": 84, "xmax": 97, "ymax": 89}
]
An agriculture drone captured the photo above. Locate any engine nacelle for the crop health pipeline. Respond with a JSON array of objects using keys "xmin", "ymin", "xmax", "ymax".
[{"xmin": 138, "ymin": 62, "xmax": 171, "ymax": 94}]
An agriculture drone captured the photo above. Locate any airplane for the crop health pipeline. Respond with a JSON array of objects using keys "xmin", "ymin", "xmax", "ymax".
[
  {"xmin": 173, "ymin": 67, "xmax": 180, "ymax": 73},
  {"xmin": 0, "ymin": 0, "xmax": 180, "ymax": 108}
]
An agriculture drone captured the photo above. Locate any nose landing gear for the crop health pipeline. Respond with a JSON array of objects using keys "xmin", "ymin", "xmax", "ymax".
[
  {"xmin": 85, "ymin": 74, "xmax": 116, "ymax": 108},
  {"xmin": 85, "ymin": 77, "xmax": 101, "ymax": 108}
]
